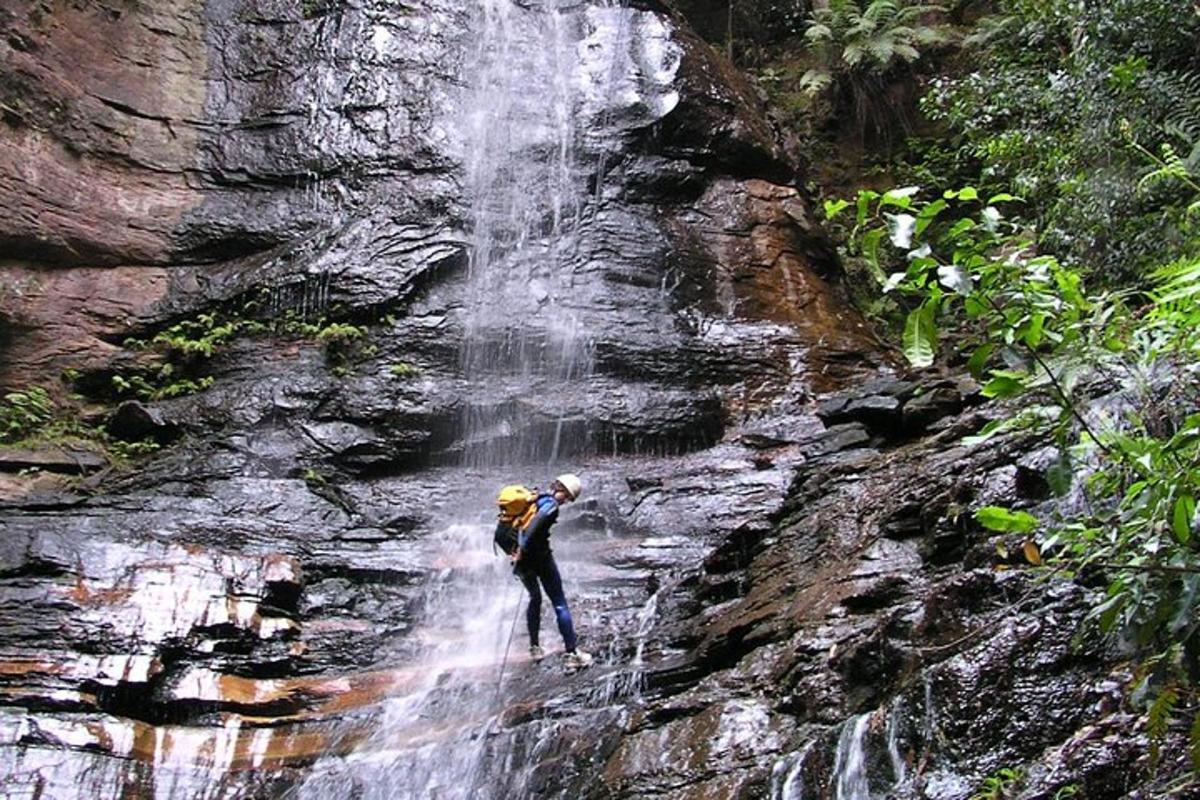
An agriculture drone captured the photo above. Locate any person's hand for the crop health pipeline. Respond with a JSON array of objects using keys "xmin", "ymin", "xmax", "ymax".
[{"xmin": 510, "ymin": 548, "xmax": 522, "ymax": 564}]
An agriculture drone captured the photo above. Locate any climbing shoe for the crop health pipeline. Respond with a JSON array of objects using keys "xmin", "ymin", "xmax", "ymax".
[
  {"xmin": 529, "ymin": 645, "xmax": 545, "ymax": 661},
  {"xmin": 564, "ymin": 649, "xmax": 593, "ymax": 669}
]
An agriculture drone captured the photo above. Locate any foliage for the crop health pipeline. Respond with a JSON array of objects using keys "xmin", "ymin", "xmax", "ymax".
[
  {"xmin": 799, "ymin": 0, "xmax": 949, "ymax": 138},
  {"xmin": 389, "ymin": 362, "xmax": 420, "ymax": 378},
  {"xmin": 970, "ymin": 767, "xmax": 1023, "ymax": 800},
  {"xmin": 834, "ymin": 180, "xmax": 1200, "ymax": 772},
  {"xmin": 0, "ymin": 386, "xmax": 55, "ymax": 444},
  {"xmin": 0, "ymin": 382, "xmax": 159, "ymax": 464},
  {"xmin": 115, "ymin": 303, "xmax": 379, "ymax": 401},
  {"xmin": 919, "ymin": 0, "xmax": 1200, "ymax": 280}
]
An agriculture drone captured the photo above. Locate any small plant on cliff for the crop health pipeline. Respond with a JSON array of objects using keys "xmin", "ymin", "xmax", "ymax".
[
  {"xmin": 389, "ymin": 361, "xmax": 420, "ymax": 378},
  {"xmin": 970, "ymin": 767, "xmax": 1023, "ymax": 800},
  {"xmin": 0, "ymin": 386, "xmax": 55, "ymax": 443}
]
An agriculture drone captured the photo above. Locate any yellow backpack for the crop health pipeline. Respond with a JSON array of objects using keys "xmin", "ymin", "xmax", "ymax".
[{"xmin": 497, "ymin": 484, "xmax": 538, "ymax": 529}]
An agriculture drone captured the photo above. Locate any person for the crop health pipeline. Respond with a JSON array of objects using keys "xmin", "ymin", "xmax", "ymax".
[{"xmin": 494, "ymin": 473, "xmax": 593, "ymax": 669}]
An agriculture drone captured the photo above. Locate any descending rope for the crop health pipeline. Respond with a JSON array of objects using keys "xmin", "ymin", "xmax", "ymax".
[{"xmin": 493, "ymin": 593, "xmax": 524, "ymax": 706}]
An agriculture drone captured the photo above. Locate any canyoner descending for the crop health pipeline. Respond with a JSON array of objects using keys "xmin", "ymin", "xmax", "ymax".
[{"xmin": 494, "ymin": 475, "xmax": 593, "ymax": 669}]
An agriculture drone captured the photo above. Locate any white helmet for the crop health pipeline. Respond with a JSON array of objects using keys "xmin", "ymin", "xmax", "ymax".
[{"xmin": 554, "ymin": 473, "xmax": 582, "ymax": 500}]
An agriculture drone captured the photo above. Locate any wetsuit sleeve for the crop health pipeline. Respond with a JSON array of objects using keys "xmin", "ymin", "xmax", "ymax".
[
  {"xmin": 494, "ymin": 522, "xmax": 518, "ymax": 555},
  {"xmin": 518, "ymin": 496, "xmax": 559, "ymax": 552}
]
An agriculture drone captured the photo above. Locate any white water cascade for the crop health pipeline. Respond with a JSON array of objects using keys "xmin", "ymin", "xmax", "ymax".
[{"xmin": 295, "ymin": 3, "xmax": 659, "ymax": 798}]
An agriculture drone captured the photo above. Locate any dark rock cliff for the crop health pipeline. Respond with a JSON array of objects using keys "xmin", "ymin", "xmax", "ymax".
[{"xmin": 0, "ymin": 1, "xmax": 1168, "ymax": 799}]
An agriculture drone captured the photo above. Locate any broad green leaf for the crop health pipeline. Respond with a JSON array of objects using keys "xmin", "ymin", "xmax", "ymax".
[
  {"xmin": 1022, "ymin": 313, "xmax": 1045, "ymax": 348},
  {"xmin": 944, "ymin": 217, "xmax": 975, "ymax": 241},
  {"xmin": 963, "ymin": 296, "xmax": 987, "ymax": 318},
  {"xmin": 823, "ymin": 198, "xmax": 851, "ymax": 220},
  {"xmin": 856, "ymin": 190, "xmax": 879, "ymax": 227},
  {"xmin": 880, "ymin": 186, "xmax": 920, "ymax": 209},
  {"xmin": 1046, "ymin": 455, "xmax": 1074, "ymax": 496},
  {"xmin": 965, "ymin": 343, "xmax": 994, "ymax": 377},
  {"xmin": 902, "ymin": 303, "xmax": 937, "ymax": 367},
  {"xmin": 862, "ymin": 228, "xmax": 885, "ymax": 272},
  {"xmin": 915, "ymin": 199, "xmax": 947, "ymax": 237},
  {"xmin": 981, "ymin": 371, "xmax": 1026, "ymax": 398},
  {"xmin": 1173, "ymin": 494, "xmax": 1195, "ymax": 544},
  {"xmin": 976, "ymin": 505, "xmax": 1039, "ymax": 533},
  {"xmin": 987, "ymin": 192, "xmax": 1020, "ymax": 204}
]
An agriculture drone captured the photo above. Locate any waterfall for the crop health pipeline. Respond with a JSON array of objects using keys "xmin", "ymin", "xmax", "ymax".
[
  {"xmin": 832, "ymin": 713, "xmax": 871, "ymax": 800},
  {"xmin": 294, "ymin": 4, "xmax": 645, "ymax": 798},
  {"xmin": 769, "ymin": 743, "xmax": 814, "ymax": 800},
  {"xmin": 457, "ymin": 0, "xmax": 631, "ymax": 468}
]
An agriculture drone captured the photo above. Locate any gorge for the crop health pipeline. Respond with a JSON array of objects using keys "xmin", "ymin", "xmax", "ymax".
[{"xmin": 0, "ymin": 1, "xmax": 1187, "ymax": 798}]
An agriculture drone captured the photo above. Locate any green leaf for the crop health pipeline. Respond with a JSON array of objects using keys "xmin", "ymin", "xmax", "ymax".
[
  {"xmin": 1046, "ymin": 455, "xmax": 1074, "ymax": 497},
  {"xmin": 965, "ymin": 343, "xmax": 994, "ymax": 377},
  {"xmin": 976, "ymin": 506, "xmax": 1039, "ymax": 533},
  {"xmin": 944, "ymin": 186, "xmax": 979, "ymax": 201},
  {"xmin": 902, "ymin": 303, "xmax": 937, "ymax": 367},
  {"xmin": 915, "ymin": 198, "xmax": 947, "ymax": 237},
  {"xmin": 1173, "ymin": 494, "xmax": 1195, "ymax": 544},
  {"xmin": 823, "ymin": 198, "xmax": 851, "ymax": 220},
  {"xmin": 856, "ymin": 190, "xmax": 879, "ymax": 227},
  {"xmin": 981, "ymin": 371, "xmax": 1026, "ymax": 398},
  {"xmin": 862, "ymin": 228, "xmax": 885, "ymax": 272},
  {"xmin": 879, "ymin": 186, "xmax": 920, "ymax": 209},
  {"xmin": 1022, "ymin": 313, "xmax": 1045, "ymax": 348}
]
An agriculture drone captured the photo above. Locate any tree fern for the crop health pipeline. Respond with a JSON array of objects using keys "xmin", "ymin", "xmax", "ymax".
[{"xmin": 1160, "ymin": 70, "xmax": 1200, "ymax": 145}]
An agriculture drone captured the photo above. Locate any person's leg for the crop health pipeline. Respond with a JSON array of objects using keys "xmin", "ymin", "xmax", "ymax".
[
  {"xmin": 536, "ymin": 555, "xmax": 577, "ymax": 653},
  {"xmin": 518, "ymin": 568, "xmax": 542, "ymax": 648}
]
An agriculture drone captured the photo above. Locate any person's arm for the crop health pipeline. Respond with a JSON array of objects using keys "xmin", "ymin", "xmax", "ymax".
[
  {"xmin": 494, "ymin": 522, "xmax": 518, "ymax": 556},
  {"xmin": 517, "ymin": 496, "xmax": 559, "ymax": 554}
]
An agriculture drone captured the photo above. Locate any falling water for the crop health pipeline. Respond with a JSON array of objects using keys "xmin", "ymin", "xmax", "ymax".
[
  {"xmin": 886, "ymin": 698, "xmax": 908, "ymax": 787},
  {"xmin": 769, "ymin": 742, "xmax": 814, "ymax": 800},
  {"xmin": 456, "ymin": 0, "xmax": 633, "ymax": 468},
  {"xmin": 295, "ymin": 3, "xmax": 647, "ymax": 798},
  {"xmin": 832, "ymin": 713, "xmax": 871, "ymax": 800}
]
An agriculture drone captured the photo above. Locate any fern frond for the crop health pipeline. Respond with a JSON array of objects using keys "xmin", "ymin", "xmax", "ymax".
[
  {"xmin": 963, "ymin": 13, "xmax": 1019, "ymax": 48},
  {"xmin": 799, "ymin": 69, "xmax": 834, "ymax": 96},
  {"xmin": 1151, "ymin": 257, "xmax": 1200, "ymax": 304},
  {"xmin": 843, "ymin": 42, "xmax": 866, "ymax": 68},
  {"xmin": 805, "ymin": 22, "xmax": 834, "ymax": 43},
  {"xmin": 1147, "ymin": 685, "xmax": 1178, "ymax": 765},
  {"xmin": 866, "ymin": 37, "xmax": 897, "ymax": 67},
  {"xmin": 863, "ymin": 0, "xmax": 901, "ymax": 24},
  {"xmin": 1191, "ymin": 710, "xmax": 1200, "ymax": 773}
]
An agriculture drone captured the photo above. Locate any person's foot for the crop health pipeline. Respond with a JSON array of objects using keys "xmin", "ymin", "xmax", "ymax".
[
  {"xmin": 529, "ymin": 645, "xmax": 545, "ymax": 661},
  {"xmin": 564, "ymin": 649, "xmax": 593, "ymax": 669}
]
